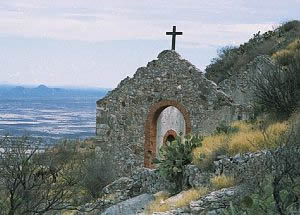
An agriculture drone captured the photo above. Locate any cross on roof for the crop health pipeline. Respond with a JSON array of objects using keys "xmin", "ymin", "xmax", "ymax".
[{"xmin": 166, "ymin": 26, "xmax": 183, "ymax": 50}]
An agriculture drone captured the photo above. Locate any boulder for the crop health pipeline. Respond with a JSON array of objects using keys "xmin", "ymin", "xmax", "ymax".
[{"xmin": 101, "ymin": 193, "xmax": 154, "ymax": 215}]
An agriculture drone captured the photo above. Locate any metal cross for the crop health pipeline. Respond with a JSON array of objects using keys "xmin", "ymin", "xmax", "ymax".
[{"xmin": 166, "ymin": 26, "xmax": 183, "ymax": 50}]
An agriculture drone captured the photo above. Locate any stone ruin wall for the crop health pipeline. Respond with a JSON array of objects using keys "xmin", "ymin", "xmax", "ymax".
[
  {"xmin": 96, "ymin": 50, "xmax": 248, "ymax": 174},
  {"xmin": 91, "ymin": 52, "xmax": 290, "ymax": 214}
]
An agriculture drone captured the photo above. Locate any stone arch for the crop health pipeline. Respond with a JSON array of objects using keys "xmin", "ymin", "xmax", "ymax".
[
  {"xmin": 163, "ymin": 129, "xmax": 177, "ymax": 145},
  {"xmin": 144, "ymin": 100, "xmax": 192, "ymax": 168}
]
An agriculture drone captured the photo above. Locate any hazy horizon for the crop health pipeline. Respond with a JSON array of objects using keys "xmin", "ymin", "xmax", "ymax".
[{"xmin": 0, "ymin": 82, "xmax": 111, "ymax": 90}]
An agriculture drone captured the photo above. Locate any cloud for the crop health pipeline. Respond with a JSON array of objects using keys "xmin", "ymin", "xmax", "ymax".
[
  {"xmin": 1, "ymin": 0, "xmax": 300, "ymax": 87},
  {"xmin": 0, "ymin": 0, "xmax": 295, "ymax": 45}
]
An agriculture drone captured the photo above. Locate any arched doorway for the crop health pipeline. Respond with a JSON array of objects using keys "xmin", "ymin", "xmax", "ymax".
[
  {"xmin": 163, "ymin": 129, "xmax": 177, "ymax": 145},
  {"xmin": 156, "ymin": 107, "xmax": 185, "ymax": 154},
  {"xmin": 166, "ymin": 135, "xmax": 176, "ymax": 142},
  {"xmin": 144, "ymin": 100, "xmax": 192, "ymax": 168}
]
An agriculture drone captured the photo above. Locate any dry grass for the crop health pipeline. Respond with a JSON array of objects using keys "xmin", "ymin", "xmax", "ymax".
[
  {"xmin": 146, "ymin": 191, "xmax": 170, "ymax": 214},
  {"xmin": 229, "ymin": 121, "xmax": 288, "ymax": 154},
  {"xmin": 173, "ymin": 187, "xmax": 209, "ymax": 208},
  {"xmin": 228, "ymin": 130, "xmax": 264, "ymax": 155},
  {"xmin": 210, "ymin": 175, "xmax": 235, "ymax": 189},
  {"xmin": 193, "ymin": 121, "xmax": 288, "ymax": 168},
  {"xmin": 287, "ymin": 38, "xmax": 300, "ymax": 50},
  {"xmin": 146, "ymin": 188, "xmax": 209, "ymax": 214},
  {"xmin": 272, "ymin": 49, "xmax": 293, "ymax": 62},
  {"xmin": 231, "ymin": 121, "xmax": 254, "ymax": 132},
  {"xmin": 264, "ymin": 122, "xmax": 289, "ymax": 147},
  {"xmin": 192, "ymin": 134, "xmax": 228, "ymax": 169},
  {"xmin": 228, "ymin": 121, "xmax": 262, "ymax": 154},
  {"xmin": 272, "ymin": 38, "xmax": 300, "ymax": 65}
]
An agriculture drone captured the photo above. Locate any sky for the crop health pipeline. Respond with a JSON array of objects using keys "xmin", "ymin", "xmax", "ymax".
[{"xmin": 0, "ymin": 0, "xmax": 300, "ymax": 88}]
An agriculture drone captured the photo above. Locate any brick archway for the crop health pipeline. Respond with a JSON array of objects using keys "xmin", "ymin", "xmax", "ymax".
[
  {"xmin": 163, "ymin": 129, "xmax": 177, "ymax": 145},
  {"xmin": 144, "ymin": 100, "xmax": 192, "ymax": 168}
]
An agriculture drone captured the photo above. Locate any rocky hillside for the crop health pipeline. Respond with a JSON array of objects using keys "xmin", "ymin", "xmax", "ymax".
[{"xmin": 205, "ymin": 20, "xmax": 300, "ymax": 84}]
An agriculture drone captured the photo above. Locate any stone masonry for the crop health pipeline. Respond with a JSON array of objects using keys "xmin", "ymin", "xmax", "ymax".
[{"xmin": 96, "ymin": 50, "xmax": 247, "ymax": 173}]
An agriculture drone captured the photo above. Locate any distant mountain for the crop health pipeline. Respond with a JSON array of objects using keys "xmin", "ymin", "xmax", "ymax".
[{"xmin": 0, "ymin": 84, "xmax": 109, "ymax": 98}]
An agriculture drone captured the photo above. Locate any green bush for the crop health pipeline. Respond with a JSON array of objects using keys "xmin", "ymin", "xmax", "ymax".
[
  {"xmin": 79, "ymin": 152, "xmax": 117, "ymax": 199},
  {"xmin": 55, "ymin": 139, "xmax": 118, "ymax": 200},
  {"xmin": 223, "ymin": 177, "xmax": 300, "ymax": 215},
  {"xmin": 226, "ymin": 118, "xmax": 300, "ymax": 214},
  {"xmin": 153, "ymin": 135, "xmax": 203, "ymax": 193},
  {"xmin": 281, "ymin": 20, "xmax": 300, "ymax": 32},
  {"xmin": 214, "ymin": 121, "xmax": 239, "ymax": 135},
  {"xmin": 0, "ymin": 136, "xmax": 83, "ymax": 215},
  {"xmin": 205, "ymin": 46, "xmax": 238, "ymax": 83}
]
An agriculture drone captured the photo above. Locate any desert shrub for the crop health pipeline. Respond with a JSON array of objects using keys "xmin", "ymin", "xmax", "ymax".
[
  {"xmin": 0, "ymin": 137, "xmax": 84, "ymax": 215},
  {"xmin": 281, "ymin": 20, "xmax": 300, "ymax": 32},
  {"xmin": 153, "ymin": 135, "xmax": 203, "ymax": 193},
  {"xmin": 210, "ymin": 175, "xmax": 235, "ymax": 190},
  {"xmin": 224, "ymin": 173, "xmax": 300, "ymax": 215},
  {"xmin": 251, "ymin": 60, "xmax": 300, "ymax": 118},
  {"xmin": 266, "ymin": 127, "xmax": 300, "ymax": 214},
  {"xmin": 249, "ymin": 39, "xmax": 277, "ymax": 57},
  {"xmin": 205, "ymin": 46, "xmax": 239, "ymax": 83},
  {"xmin": 55, "ymin": 140, "xmax": 118, "ymax": 200},
  {"xmin": 79, "ymin": 152, "xmax": 117, "ymax": 199},
  {"xmin": 228, "ymin": 115, "xmax": 300, "ymax": 215}
]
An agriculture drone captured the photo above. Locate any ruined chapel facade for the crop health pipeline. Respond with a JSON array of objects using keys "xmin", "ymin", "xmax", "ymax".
[{"xmin": 96, "ymin": 50, "xmax": 246, "ymax": 172}]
